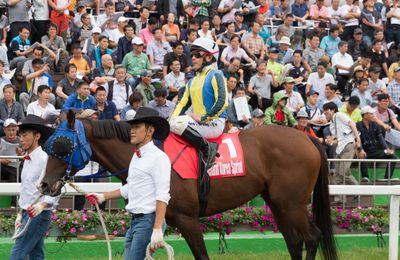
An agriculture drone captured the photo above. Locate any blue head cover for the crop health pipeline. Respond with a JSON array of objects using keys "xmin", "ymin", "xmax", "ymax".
[{"xmin": 45, "ymin": 120, "xmax": 92, "ymax": 172}]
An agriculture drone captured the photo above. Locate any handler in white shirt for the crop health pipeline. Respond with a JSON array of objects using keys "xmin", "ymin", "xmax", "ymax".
[
  {"xmin": 10, "ymin": 115, "xmax": 59, "ymax": 260},
  {"xmin": 86, "ymin": 107, "xmax": 171, "ymax": 260},
  {"xmin": 26, "ymin": 85, "xmax": 56, "ymax": 118}
]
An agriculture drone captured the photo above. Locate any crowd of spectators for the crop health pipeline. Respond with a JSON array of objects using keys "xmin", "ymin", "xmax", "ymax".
[{"xmin": 0, "ymin": 0, "xmax": 399, "ymax": 194}]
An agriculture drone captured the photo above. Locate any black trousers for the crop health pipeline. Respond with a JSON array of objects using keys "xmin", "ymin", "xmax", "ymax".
[
  {"xmin": 31, "ymin": 20, "xmax": 50, "ymax": 44},
  {"xmin": 360, "ymin": 149, "xmax": 398, "ymax": 179}
]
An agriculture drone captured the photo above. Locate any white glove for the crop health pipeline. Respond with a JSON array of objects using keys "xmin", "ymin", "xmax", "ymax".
[
  {"xmin": 85, "ymin": 193, "xmax": 106, "ymax": 206},
  {"xmin": 27, "ymin": 203, "xmax": 45, "ymax": 218},
  {"xmin": 150, "ymin": 228, "xmax": 165, "ymax": 251},
  {"xmin": 15, "ymin": 213, "xmax": 22, "ymax": 229}
]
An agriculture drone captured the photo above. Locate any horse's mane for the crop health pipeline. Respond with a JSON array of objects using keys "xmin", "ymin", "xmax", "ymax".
[{"xmin": 85, "ymin": 119, "xmax": 131, "ymax": 143}]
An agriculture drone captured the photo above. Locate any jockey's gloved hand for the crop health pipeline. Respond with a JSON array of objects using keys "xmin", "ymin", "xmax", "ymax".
[
  {"xmin": 150, "ymin": 229, "xmax": 165, "ymax": 252},
  {"xmin": 27, "ymin": 203, "xmax": 45, "ymax": 218},
  {"xmin": 15, "ymin": 213, "xmax": 22, "ymax": 229},
  {"xmin": 85, "ymin": 193, "xmax": 105, "ymax": 206}
]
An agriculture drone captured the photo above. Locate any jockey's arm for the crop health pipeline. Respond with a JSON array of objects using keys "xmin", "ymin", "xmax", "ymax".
[
  {"xmin": 200, "ymin": 72, "xmax": 227, "ymax": 122},
  {"xmin": 172, "ymin": 82, "xmax": 192, "ymax": 117}
]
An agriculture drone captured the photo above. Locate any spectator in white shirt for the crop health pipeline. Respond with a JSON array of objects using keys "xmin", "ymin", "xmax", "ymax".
[
  {"xmin": 220, "ymin": 35, "xmax": 255, "ymax": 68},
  {"xmin": 164, "ymin": 59, "xmax": 185, "ymax": 101},
  {"xmin": 106, "ymin": 65, "xmax": 132, "ymax": 111},
  {"xmin": 108, "ymin": 16, "xmax": 129, "ymax": 49},
  {"xmin": 147, "ymin": 28, "xmax": 172, "ymax": 67},
  {"xmin": 351, "ymin": 78, "xmax": 373, "ymax": 108},
  {"xmin": 198, "ymin": 20, "xmax": 214, "ymax": 40},
  {"xmin": 279, "ymin": 76, "xmax": 304, "ymax": 113},
  {"xmin": 332, "ymin": 41, "xmax": 354, "ymax": 94},
  {"xmin": 26, "ymin": 85, "xmax": 56, "ymax": 118},
  {"xmin": 368, "ymin": 66, "xmax": 387, "ymax": 103},
  {"xmin": 328, "ymin": 0, "xmax": 343, "ymax": 24},
  {"xmin": 96, "ymin": 1, "xmax": 117, "ymax": 37},
  {"xmin": 306, "ymin": 61, "xmax": 335, "ymax": 98}
]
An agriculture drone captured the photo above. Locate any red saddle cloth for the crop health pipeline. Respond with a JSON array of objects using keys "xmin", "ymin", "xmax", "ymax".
[{"xmin": 164, "ymin": 132, "xmax": 246, "ymax": 179}]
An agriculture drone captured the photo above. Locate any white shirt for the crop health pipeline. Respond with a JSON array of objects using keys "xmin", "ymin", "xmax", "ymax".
[
  {"xmin": 328, "ymin": 6, "xmax": 342, "ymax": 24},
  {"xmin": 26, "ymin": 100, "xmax": 56, "ymax": 118},
  {"xmin": 279, "ymin": 90, "xmax": 304, "ymax": 113},
  {"xmin": 107, "ymin": 81, "xmax": 133, "ymax": 111},
  {"xmin": 331, "ymin": 52, "xmax": 354, "ymax": 74},
  {"xmin": 221, "ymin": 46, "xmax": 250, "ymax": 63},
  {"xmin": 19, "ymin": 146, "xmax": 60, "ymax": 210},
  {"xmin": 307, "ymin": 72, "xmax": 335, "ymax": 98},
  {"xmin": 108, "ymin": 28, "xmax": 125, "ymax": 44},
  {"xmin": 120, "ymin": 141, "xmax": 171, "ymax": 214},
  {"xmin": 198, "ymin": 29, "xmax": 213, "ymax": 40},
  {"xmin": 218, "ymin": 0, "xmax": 239, "ymax": 24},
  {"xmin": 329, "ymin": 112, "xmax": 355, "ymax": 155},
  {"xmin": 164, "ymin": 71, "xmax": 186, "ymax": 91},
  {"xmin": 341, "ymin": 4, "xmax": 361, "ymax": 26}
]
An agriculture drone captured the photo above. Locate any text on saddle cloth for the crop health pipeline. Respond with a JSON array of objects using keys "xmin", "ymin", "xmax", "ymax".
[{"xmin": 164, "ymin": 132, "xmax": 245, "ymax": 179}]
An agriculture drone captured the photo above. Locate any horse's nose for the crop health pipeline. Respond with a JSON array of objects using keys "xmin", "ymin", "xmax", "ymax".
[{"xmin": 38, "ymin": 182, "xmax": 51, "ymax": 195}]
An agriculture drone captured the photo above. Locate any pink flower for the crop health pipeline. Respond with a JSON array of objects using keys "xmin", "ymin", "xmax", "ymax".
[
  {"xmin": 245, "ymin": 207, "xmax": 252, "ymax": 214},
  {"xmin": 51, "ymin": 214, "xmax": 58, "ymax": 221},
  {"xmin": 66, "ymin": 214, "xmax": 72, "ymax": 219},
  {"xmin": 208, "ymin": 216, "xmax": 214, "ymax": 222},
  {"xmin": 79, "ymin": 227, "xmax": 84, "ymax": 232},
  {"xmin": 120, "ymin": 220, "xmax": 126, "ymax": 225},
  {"xmin": 113, "ymin": 230, "xmax": 118, "ymax": 236},
  {"xmin": 215, "ymin": 214, "xmax": 222, "ymax": 219},
  {"xmin": 226, "ymin": 227, "xmax": 232, "ymax": 235},
  {"xmin": 70, "ymin": 227, "xmax": 76, "ymax": 234},
  {"xmin": 199, "ymin": 223, "xmax": 206, "ymax": 233},
  {"xmin": 73, "ymin": 220, "xmax": 78, "ymax": 225},
  {"xmin": 65, "ymin": 209, "xmax": 70, "ymax": 212},
  {"xmin": 364, "ymin": 217, "xmax": 369, "ymax": 223},
  {"xmin": 224, "ymin": 220, "xmax": 231, "ymax": 226},
  {"xmin": 252, "ymin": 221, "xmax": 259, "ymax": 228},
  {"xmin": 62, "ymin": 221, "xmax": 67, "ymax": 225},
  {"xmin": 371, "ymin": 225, "xmax": 377, "ymax": 232}
]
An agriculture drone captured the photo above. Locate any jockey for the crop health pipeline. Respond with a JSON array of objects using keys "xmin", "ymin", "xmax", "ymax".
[
  {"xmin": 170, "ymin": 37, "xmax": 228, "ymax": 172},
  {"xmin": 10, "ymin": 115, "xmax": 59, "ymax": 260},
  {"xmin": 86, "ymin": 107, "xmax": 171, "ymax": 260}
]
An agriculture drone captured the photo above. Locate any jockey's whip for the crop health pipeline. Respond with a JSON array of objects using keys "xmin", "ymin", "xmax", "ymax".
[
  {"xmin": 67, "ymin": 182, "xmax": 112, "ymax": 260},
  {"xmin": 145, "ymin": 242, "xmax": 175, "ymax": 260},
  {"xmin": 11, "ymin": 194, "xmax": 44, "ymax": 240}
]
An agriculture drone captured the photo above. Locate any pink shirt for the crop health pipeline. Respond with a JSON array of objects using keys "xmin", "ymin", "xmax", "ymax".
[
  {"xmin": 310, "ymin": 5, "xmax": 330, "ymax": 18},
  {"xmin": 139, "ymin": 28, "xmax": 154, "ymax": 49}
]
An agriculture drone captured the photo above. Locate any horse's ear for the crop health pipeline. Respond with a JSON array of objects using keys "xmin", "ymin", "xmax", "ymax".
[{"xmin": 67, "ymin": 110, "xmax": 75, "ymax": 130}]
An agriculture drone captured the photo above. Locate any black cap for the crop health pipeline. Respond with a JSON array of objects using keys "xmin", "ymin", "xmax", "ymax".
[
  {"xmin": 269, "ymin": 47, "xmax": 279, "ymax": 53},
  {"xmin": 234, "ymin": 11, "xmax": 243, "ymax": 16}
]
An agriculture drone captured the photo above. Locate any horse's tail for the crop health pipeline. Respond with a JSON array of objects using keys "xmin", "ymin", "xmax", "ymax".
[{"xmin": 309, "ymin": 137, "xmax": 338, "ymax": 260}]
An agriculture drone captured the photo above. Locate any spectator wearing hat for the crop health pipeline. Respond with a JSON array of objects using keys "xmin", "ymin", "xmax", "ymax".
[
  {"xmin": 279, "ymin": 77, "xmax": 304, "ymax": 114},
  {"xmin": 107, "ymin": 65, "xmax": 132, "ymax": 112},
  {"xmin": 244, "ymin": 108, "xmax": 265, "ymax": 130},
  {"xmin": 233, "ymin": 11, "xmax": 248, "ymax": 36},
  {"xmin": 318, "ymin": 83, "xmax": 343, "ymax": 110},
  {"xmin": 147, "ymin": 88, "xmax": 176, "ymax": 119},
  {"xmin": 82, "ymin": 27, "xmax": 101, "ymax": 56},
  {"xmin": 242, "ymin": 22, "xmax": 265, "ymax": 61},
  {"xmin": 95, "ymin": 86, "xmax": 120, "ymax": 121},
  {"xmin": 347, "ymin": 28, "xmax": 369, "ymax": 61},
  {"xmin": 306, "ymin": 61, "xmax": 335, "ymax": 99},
  {"xmin": 10, "ymin": 115, "xmax": 58, "ymax": 260},
  {"xmin": 323, "ymin": 102, "xmax": 361, "ymax": 190},
  {"xmin": 63, "ymin": 82, "xmax": 97, "ymax": 111},
  {"xmin": 294, "ymin": 108, "xmax": 319, "ymax": 139},
  {"xmin": 264, "ymin": 92, "xmax": 296, "ymax": 126},
  {"xmin": 266, "ymin": 47, "xmax": 284, "ymax": 82},
  {"xmin": 120, "ymin": 92, "xmax": 144, "ymax": 120},
  {"xmin": 164, "ymin": 59, "xmax": 186, "ymax": 101},
  {"xmin": 319, "ymin": 25, "xmax": 341, "ymax": 58},
  {"xmin": 303, "ymin": 34, "xmax": 326, "ymax": 73},
  {"xmin": 361, "ymin": 0, "xmax": 383, "ymax": 47},
  {"xmin": 122, "ymin": 37, "xmax": 152, "ymax": 89},
  {"xmin": 357, "ymin": 105, "xmax": 398, "ymax": 182},
  {"xmin": 147, "ymin": 28, "xmax": 173, "ymax": 67},
  {"xmin": 339, "ymin": 95, "xmax": 362, "ymax": 122},
  {"xmin": 310, "ymin": 0, "xmax": 331, "ymax": 22},
  {"xmin": 227, "ymin": 86, "xmax": 252, "ymax": 127},
  {"xmin": 374, "ymin": 93, "xmax": 400, "ymax": 132},
  {"xmin": 332, "ymin": 41, "xmax": 354, "ymax": 93},
  {"xmin": 277, "ymin": 14, "xmax": 295, "ymax": 38},
  {"xmin": 248, "ymin": 61, "xmax": 278, "ymax": 110},
  {"xmin": 136, "ymin": 71, "xmax": 155, "ymax": 106},
  {"xmin": 163, "ymin": 41, "xmax": 190, "ymax": 77},
  {"xmin": 116, "ymin": 24, "xmax": 135, "ymax": 64},
  {"xmin": 346, "ymin": 65, "xmax": 368, "ymax": 98},
  {"xmin": 90, "ymin": 36, "xmax": 113, "ymax": 70},
  {"xmin": 387, "ymin": 66, "xmax": 400, "ymax": 113},
  {"xmin": 277, "ymin": 36, "xmax": 294, "ymax": 64},
  {"xmin": 368, "ymin": 66, "xmax": 387, "ymax": 103},
  {"xmin": 0, "ymin": 119, "xmax": 20, "ymax": 200},
  {"xmin": 26, "ymin": 85, "xmax": 56, "ymax": 119},
  {"xmin": 341, "ymin": 0, "xmax": 361, "ymax": 41},
  {"xmin": 351, "ymin": 78, "xmax": 373, "ymax": 108},
  {"xmin": 292, "ymin": 0, "xmax": 309, "ymax": 26},
  {"xmin": 56, "ymin": 64, "xmax": 83, "ymax": 108},
  {"xmin": 108, "ymin": 16, "xmax": 129, "ymax": 49}
]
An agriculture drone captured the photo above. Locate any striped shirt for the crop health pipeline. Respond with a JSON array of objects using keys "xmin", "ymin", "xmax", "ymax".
[{"xmin": 387, "ymin": 80, "xmax": 400, "ymax": 106}]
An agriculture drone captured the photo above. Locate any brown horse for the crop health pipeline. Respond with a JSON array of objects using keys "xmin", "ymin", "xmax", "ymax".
[{"xmin": 39, "ymin": 115, "xmax": 337, "ymax": 260}]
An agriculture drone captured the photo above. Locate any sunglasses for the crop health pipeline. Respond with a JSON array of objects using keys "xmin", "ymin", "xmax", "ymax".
[{"xmin": 191, "ymin": 51, "xmax": 205, "ymax": 58}]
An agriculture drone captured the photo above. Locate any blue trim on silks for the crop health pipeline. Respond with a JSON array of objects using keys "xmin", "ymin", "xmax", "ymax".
[{"xmin": 45, "ymin": 120, "xmax": 92, "ymax": 172}]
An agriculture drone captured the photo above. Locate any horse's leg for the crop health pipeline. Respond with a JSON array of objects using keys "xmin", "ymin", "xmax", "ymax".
[
  {"xmin": 262, "ymin": 191, "xmax": 307, "ymax": 260},
  {"xmin": 304, "ymin": 221, "xmax": 322, "ymax": 260},
  {"xmin": 169, "ymin": 213, "xmax": 209, "ymax": 260}
]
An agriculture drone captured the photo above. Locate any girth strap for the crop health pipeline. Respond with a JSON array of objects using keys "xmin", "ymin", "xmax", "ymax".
[{"xmin": 198, "ymin": 151, "xmax": 211, "ymax": 217}]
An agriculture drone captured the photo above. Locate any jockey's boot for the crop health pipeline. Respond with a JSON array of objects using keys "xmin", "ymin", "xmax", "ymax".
[{"xmin": 181, "ymin": 127, "xmax": 219, "ymax": 170}]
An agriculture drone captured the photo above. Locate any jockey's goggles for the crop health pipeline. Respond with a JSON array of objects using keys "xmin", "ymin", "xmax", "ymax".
[{"xmin": 191, "ymin": 50, "xmax": 210, "ymax": 58}]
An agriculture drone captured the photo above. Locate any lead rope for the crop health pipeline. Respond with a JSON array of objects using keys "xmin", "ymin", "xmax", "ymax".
[
  {"xmin": 145, "ymin": 243, "xmax": 175, "ymax": 260},
  {"xmin": 67, "ymin": 182, "xmax": 112, "ymax": 260}
]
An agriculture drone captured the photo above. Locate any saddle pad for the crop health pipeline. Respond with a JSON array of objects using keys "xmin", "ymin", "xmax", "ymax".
[{"xmin": 164, "ymin": 132, "xmax": 245, "ymax": 179}]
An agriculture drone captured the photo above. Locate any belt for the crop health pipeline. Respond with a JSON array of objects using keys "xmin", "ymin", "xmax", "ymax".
[{"xmin": 130, "ymin": 212, "xmax": 155, "ymax": 219}]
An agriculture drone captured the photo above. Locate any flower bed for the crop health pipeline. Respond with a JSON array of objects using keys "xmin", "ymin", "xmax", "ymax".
[{"xmin": 0, "ymin": 206, "xmax": 389, "ymax": 242}]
